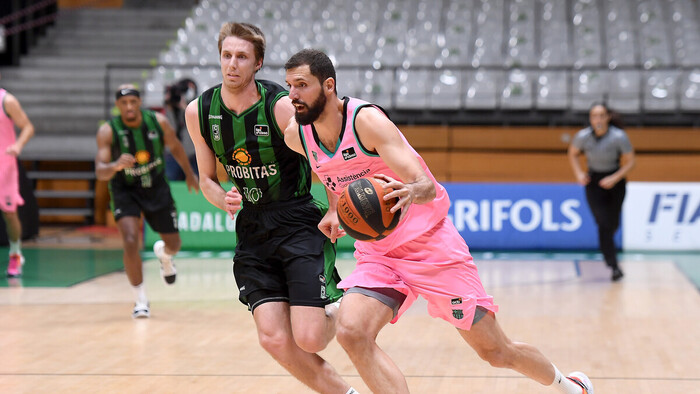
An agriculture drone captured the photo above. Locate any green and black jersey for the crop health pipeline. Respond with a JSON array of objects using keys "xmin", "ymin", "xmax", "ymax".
[
  {"xmin": 108, "ymin": 109, "xmax": 166, "ymax": 190},
  {"xmin": 198, "ymin": 80, "xmax": 312, "ymax": 205}
]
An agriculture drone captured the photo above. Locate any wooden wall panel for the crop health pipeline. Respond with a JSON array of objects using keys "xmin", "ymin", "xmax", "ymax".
[
  {"xmin": 625, "ymin": 128, "xmax": 700, "ymax": 152},
  {"xmin": 631, "ymin": 154, "xmax": 700, "ymax": 182},
  {"xmin": 448, "ymin": 152, "xmax": 573, "ymax": 182},
  {"xmin": 401, "ymin": 125, "xmax": 450, "ymax": 150},
  {"xmin": 448, "ymin": 126, "xmax": 574, "ymax": 151}
]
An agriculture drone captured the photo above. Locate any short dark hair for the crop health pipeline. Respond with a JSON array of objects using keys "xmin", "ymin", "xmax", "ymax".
[{"xmin": 285, "ymin": 49, "xmax": 337, "ymax": 94}]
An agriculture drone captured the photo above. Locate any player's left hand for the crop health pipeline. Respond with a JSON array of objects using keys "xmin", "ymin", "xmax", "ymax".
[
  {"xmin": 5, "ymin": 143, "xmax": 21, "ymax": 156},
  {"xmin": 374, "ymin": 173, "xmax": 412, "ymax": 220},
  {"xmin": 599, "ymin": 175, "xmax": 618, "ymax": 189},
  {"xmin": 319, "ymin": 210, "xmax": 346, "ymax": 243},
  {"xmin": 185, "ymin": 172, "xmax": 200, "ymax": 193}
]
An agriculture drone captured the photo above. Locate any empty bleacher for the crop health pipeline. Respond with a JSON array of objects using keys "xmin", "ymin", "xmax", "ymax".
[{"xmin": 144, "ymin": 0, "xmax": 700, "ymax": 126}]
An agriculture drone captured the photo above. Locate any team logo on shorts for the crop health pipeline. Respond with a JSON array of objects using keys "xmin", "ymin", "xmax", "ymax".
[
  {"xmin": 135, "ymin": 150, "xmax": 150, "ymax": 164},
  {"xmin": 451, "ymin": 297, "xmax": 462, "ymax": 305},
  {"xmin": 452, "ymin": 309, "xmax": 464, "ymax": 320},
  {"xmin": 254, "ymin": 124, "xmax": 269, "ymax": 137},
  {"xmin": 232, "ymin": 148, "xmax": 252, "ymax": 166}
]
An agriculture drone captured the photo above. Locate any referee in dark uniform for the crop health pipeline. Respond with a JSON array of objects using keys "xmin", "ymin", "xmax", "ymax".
[{"xmin": 568, "ymin": 103, "xmax": 636, "ymax": 281}]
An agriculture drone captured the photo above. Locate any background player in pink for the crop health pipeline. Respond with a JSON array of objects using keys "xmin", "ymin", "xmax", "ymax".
[
  {"xmin": 0, "ymin": 84, "xmax": 35, "ymax": 278},
  {"xmin": 283, "ymin": 49, "xmax": 594, "ymax": 394}
]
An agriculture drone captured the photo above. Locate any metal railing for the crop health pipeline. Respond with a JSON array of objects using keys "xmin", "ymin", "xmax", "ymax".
[{"xmin": 105, "ymin": 62, "xmax": 700, "ymax": 127}]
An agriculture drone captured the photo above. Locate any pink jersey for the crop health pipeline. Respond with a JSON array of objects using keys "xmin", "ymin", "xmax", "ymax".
[
  {"xmin": 299, "ymin": 97, "xmax": 450, "ymax": 253},
  {"xmin": 0, "ymin": 88, "xmax": 24, "ymax": 212},
  {"xmin": 299, "ymin": 97, "xmax": 497, "ymax": 330}
]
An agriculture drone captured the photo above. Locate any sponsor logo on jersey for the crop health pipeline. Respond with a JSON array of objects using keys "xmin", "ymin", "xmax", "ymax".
[
  {"xmin": 224, "ymin": 164, "xmax": 278, "ymax": 180},
  {"xmin": 212, "ymin": 124, "xmax": 221, "ymax": 141},
  {"xmin": 232, "ymin": 148, "xmax": 252, "ymax": 166},
  {"xmin": 135, "ymin": 150, "xmax": 151, "ymax": 164},
  {"xmin": 124, "ymin": 157, "xmax": 163, "ymax": 176},
  {"xmin": 321, "ymin": 168, "xmax": 372, "ymax": 192},
  {"xmin": 254, "ymin": 124, "xmax": 269, "ymax": 137},
  {"xmin": 208, "ymin": 114, "xmax": 223, "ymax": 120},
  {"xmin": 147, "ymin": 130, "xmax": 158, "ymax": 140},
  {"xmin": 342, "ymin": 147, "xmax": 357, "ymax": 160},
  {"xmin": 323, "ymin": 176, "xmax": 337, "ymax": 191}
]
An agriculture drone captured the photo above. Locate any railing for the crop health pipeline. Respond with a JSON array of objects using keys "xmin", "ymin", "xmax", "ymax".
[
  {"xmin": 105, "ymin": 62, "xmax": 700, "ymax": 128},
  {"xmin": 0, "ymin": 0, "xmax": 57, "ymax": 28}
]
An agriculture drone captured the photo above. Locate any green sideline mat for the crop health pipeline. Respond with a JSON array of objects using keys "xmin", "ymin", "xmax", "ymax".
[{"xmin": 0, "ymin": 248, "xmax": 124, "ymax": 288}]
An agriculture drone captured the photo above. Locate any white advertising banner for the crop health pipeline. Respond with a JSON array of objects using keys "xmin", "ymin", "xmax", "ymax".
[{"xmin": 622, "ymin": 182, "xmax": 700, "ymax": 250}]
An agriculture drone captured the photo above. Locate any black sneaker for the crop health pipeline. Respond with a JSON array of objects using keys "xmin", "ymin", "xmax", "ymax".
[{"xmin": 611, "ymin": 267, "xmax": 624, "ymax": 281}]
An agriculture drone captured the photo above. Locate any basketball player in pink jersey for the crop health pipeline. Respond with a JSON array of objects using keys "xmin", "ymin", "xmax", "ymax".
[
  {"xmin": 283, "ymin": 49, "xmax": 594, "ymax": 394},
  {"xmin": 0, "ymin": 85, "xmax": 34, "ymax": 278}
]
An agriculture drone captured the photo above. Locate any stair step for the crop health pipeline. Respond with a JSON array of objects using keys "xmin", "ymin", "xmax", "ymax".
[
  {"xmin": 34, "ymin": 190, "xmax": 96, "ymax": 199},
  {"xmin": 27, "ymin": 171, "xmax": 96, "ymax": 180},
  {"xmin": 39, "ymin": 208, "xmax": 94, "ymax": 217},
  {"xmin": 20, "ymin": 56, "xmax": 155, "ymax": 69}
]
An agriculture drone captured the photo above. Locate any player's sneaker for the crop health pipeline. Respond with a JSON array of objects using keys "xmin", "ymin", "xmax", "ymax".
[
  {"xmin": 6, "ymin": 253, "xmax": 25, "ymax": 278},
  {"xmin": 132, "ymin": 302, "xmax": 150, "ymax": 319},
  {"xmin": 611, "ymin": 267, "xmax": 624, "ymax": 281},
  {"xmin": 153, "ymin": 240, "xmax": 176, "ymax": 285},
  {"xmin": 325, "ymin": 295, "xmax": 342, "ymax": 317},
  {"xmin": 567, "ymin": 371, "xmax": 594, "ymax": 394}
]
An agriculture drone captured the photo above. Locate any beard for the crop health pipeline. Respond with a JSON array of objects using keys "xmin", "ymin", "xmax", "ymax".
[{"xmin": 293, "ymin": 91, "xmax": 327, "ymax": 125}]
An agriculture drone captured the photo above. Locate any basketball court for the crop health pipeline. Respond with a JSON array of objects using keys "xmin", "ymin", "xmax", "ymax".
[{"xmin": 1, "ymin": 226, "xmax": 698, "ymax": 393}]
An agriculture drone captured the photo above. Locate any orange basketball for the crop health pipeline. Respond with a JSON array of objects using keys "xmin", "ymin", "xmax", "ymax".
[{"xmin": 337, "ymin": 177, "xmax": 400, "ymax": 241}]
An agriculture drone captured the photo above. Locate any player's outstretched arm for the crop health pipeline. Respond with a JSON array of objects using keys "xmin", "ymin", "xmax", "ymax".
[
  {"xmin": 156, "ymin": 111, "xmax": 199, "ymax": 193},
  {"xmin": 355, "ymin": 107, "xmax": 436, "ymax": 213},
  {"xmin": 185, "ymin": 99, "xmax": 240, "ymax": 218}
]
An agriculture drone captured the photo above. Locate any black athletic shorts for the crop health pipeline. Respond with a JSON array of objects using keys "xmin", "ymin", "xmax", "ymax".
[
  {"xmin": 110, "ymin": 180, "xmax": 178, "ymax": 234},
  {"xmin": 233, "ymin": 195, "xmax": 343, "ymax": 312}
]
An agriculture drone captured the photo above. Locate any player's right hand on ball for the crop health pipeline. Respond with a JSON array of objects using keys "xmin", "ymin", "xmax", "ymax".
[{"xmin": 224, "ymin": 186, "xmax": 242, "ymax": 219}]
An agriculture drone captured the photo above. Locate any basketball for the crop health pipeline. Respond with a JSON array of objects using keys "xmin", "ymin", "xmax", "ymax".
[{"xmin": 337, "ymin": 177, "xmax": 400, "ymax": 241}]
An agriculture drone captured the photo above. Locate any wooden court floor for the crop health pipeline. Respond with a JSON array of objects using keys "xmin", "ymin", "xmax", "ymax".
[{"xmin": 1, "ymin": 240, "xmax": 699, "ymax": 393}]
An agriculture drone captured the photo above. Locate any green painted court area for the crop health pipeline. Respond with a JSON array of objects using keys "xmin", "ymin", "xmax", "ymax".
[
  {"xmin": 0, "ymin": 247, "xmax": 124, "ymax": 288},
  {"xmin": 2, "ymin": 247, "xmax": 699, "ymax": 290}
]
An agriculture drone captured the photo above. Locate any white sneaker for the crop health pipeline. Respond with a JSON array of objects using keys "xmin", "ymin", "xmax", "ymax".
[
  {"xmin": 567, "ymin": 371, "xmax": 594, "ymax": 394},
  {"xmin": 132, "ymin": 302, "xmax": 150, "ymax": 319},
  {"xmin": 153, "ymin": 240, "xmax": 176, "ymax": 285}
]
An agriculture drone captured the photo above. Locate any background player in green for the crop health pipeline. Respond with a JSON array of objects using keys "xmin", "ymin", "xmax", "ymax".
[
  {"xmin": 185, "ymin": 23, "xmax": 355, "ymax": 394},
  {"xmin": 95, "ymin": 84, "xmax": 199, "ymax": 318}
]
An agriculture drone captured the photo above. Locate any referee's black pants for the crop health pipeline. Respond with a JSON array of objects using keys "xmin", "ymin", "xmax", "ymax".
[{"xmin": 585, "ymin": 171, "xmax": 626, "ymax": 269}]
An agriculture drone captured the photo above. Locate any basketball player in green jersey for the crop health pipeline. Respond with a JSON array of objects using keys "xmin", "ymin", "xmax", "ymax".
[
  {"xmin": 96, "ymin": 84, "xmax": 199, "ymax": 318},
  {"xmin": 185, "ymin": 23, "xmax": 355, "ymax": 394}
]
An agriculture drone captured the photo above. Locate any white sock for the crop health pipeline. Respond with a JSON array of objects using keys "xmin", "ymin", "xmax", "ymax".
[
  {"xmin": 132, "ymin": 283, "xmax": 148, "ymax": 305},
  {"xmin": 551, "ymin": 364, "xmax": 584, "ymax": 393},
  {"xmin": 9, "ymin": 240, "xmax": 21, "ymax": 255},
  {"xmin": 345, "ymin": 388, "xmax": 359, "ymax": 394}
]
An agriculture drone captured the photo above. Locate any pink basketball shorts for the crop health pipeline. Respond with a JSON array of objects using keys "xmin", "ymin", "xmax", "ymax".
[
  {"xmin": 338, "ymin": 217, "xmax": 498, "ymax": 331},
  {"xmin": 0, "ymin": 157, "xmax": 23, "ymax": 213}
]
